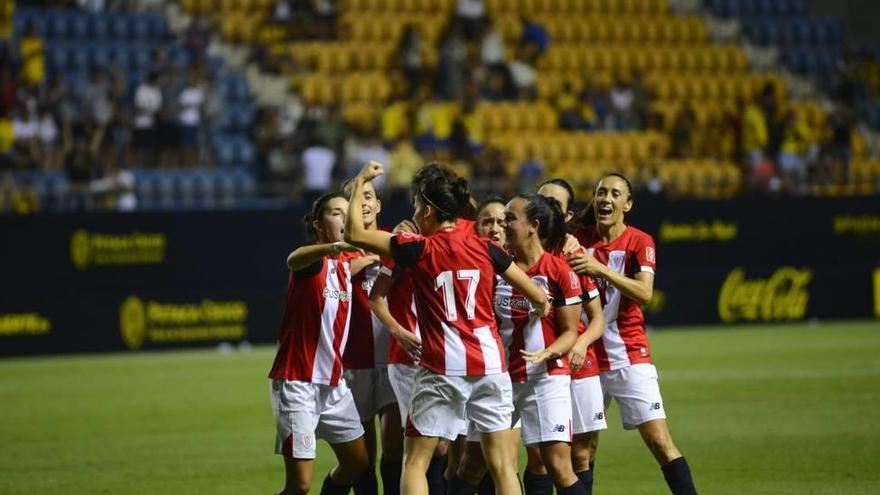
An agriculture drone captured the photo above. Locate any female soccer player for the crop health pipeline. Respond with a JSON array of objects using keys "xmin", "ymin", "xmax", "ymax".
[
  {"xmin": 339, "ymin": 178, "xmax": 402, "ymax": 495},
  {"xmin": 345, "ymin": 161, "xmax": 549, "ymax": 495},
  {"xmin": 268, "ymin": 193, "xmax": 370, "ymax": 495},
  {"xmin": 566, "ymin": 173, "xmax": 698, "ymax": 495},
  {"xmin": 475, "ymin": 197, "xmax": 506, "ymax": 244},
  {"xmin": 537, "ymin": 179, "xmax": 607, "ymax": 495}
]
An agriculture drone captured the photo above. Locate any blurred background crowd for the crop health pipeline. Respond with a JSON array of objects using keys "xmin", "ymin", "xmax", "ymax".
[{"xmin": 2, "ymin": 0, "xmax": 880, "ymax": 213}]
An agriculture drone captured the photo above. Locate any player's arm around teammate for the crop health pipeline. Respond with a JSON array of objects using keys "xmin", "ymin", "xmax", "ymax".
[
  {"xmin": 567, "ymin": 174, "xmax": 698, "ymax": 495},
  {"xmin": 268, "ymin": 193, "xmax": 369, "ymax": 495}
]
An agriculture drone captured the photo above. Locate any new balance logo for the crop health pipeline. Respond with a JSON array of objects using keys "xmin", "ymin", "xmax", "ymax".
[
  {"xmin": 650, "ymin": 402, "xmax": 662, "ymax": 411},
  {"xmin": 552, "ymin": 424, "xmax": 566, "ymax": 433},
  {"xmin": 593, "ymin": 412, "xmax": 604, "ymax": 421}
]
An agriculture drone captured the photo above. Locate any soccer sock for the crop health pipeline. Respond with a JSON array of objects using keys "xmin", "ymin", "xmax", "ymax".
[
  {"xmin": 319, "ymin": 474, "xmax": 351, "ymax": 495},
  {"xmin": 575, "ymin": 470, "xmax": 593, "ymax": 495},
  {"xmin": 352, "ymin": 465, "xmax": 378, "ymax": 495},
  {"xmin": 477, "ymin": 472, "xmax": 495, "ymax": 495},
  {"xmin": 522, "ymin": 470, "xmax": 553, "ymax": 495},
  {"xmin": 446, "ymin": 475, "xmax": 479, "ymax": 495},
  {"xmin": 380, "ymin": 458, "xmax": 402, "ymax": 495},
  {"xmin": 427, "ymin": 455, "xmax": 448, "ymax": 495},
  {"xmin": 661, "ymin": 457, "xmax": 698, "ymax": 495},
  {"xmin": 557, "ymin": 480, "xmax": 587, "ymax": 495}
]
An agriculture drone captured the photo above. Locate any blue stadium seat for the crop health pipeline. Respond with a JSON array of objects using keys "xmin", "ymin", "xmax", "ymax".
[
  {"xmin": 49, "ymin": 44, "xmax": 70, "ymax": 71},
  {"xmin": 91, "ymin": 44, "xmax": 112, "ymax": 69},
  {"xmin": 89, "ymin": 14, "xmax": 109, "ymax": 39},
  {"xmin": 71, "ymin": 14, "xmax": 89, "ymax": 39},
  {"xmin": 129, "ymin": 44, "xmax": 153, "ymax": 72},
  {"xmin": 214, "ymin": 137, "xmax": 236, "ymax": 168},
  {"xmin": 110, "ymin": 14, "xmax": 130, "ymax": 40},
  {"xmin": 47, "ymin": 13, "xmax": 69, "ymax": 40}
]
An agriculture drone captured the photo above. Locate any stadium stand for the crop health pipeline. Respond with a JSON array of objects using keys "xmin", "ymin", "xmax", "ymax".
[{"xmin": 1, "ymin": 0, "xmax": 878, "ymax": 214}]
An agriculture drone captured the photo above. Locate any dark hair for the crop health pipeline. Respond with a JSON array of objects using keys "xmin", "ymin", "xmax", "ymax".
[
  {"xmin": 476, "ymin": 196, "xmax": 507, "ymax": 217},
  {"xmin": 570, "ymin": 172, "xmax": 634, "ymax": 230},
  {"xmin": 516, "ymin": 194, "xmax": 567, "ymax": 252},
  {"xmin": 302, "ymin": 192, "xmax": 346, "ymax": 240},
  {"xmin": 418, "ymin": 174, "xmax": 471, "ymax": 223},
  {"xmin": 537, "ymin": 178, "xmax": 576, "ymax": 213},
  {"xmin": 411, "ymin": 162, "xmax": 457, "ymax": 198}
]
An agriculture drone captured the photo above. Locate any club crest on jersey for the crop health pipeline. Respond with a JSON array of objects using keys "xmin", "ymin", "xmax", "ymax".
[
  {"xmin": 646, "ymin": 246, "xmax": 656, "ymax": 263},
  {"xmin": 323, "ymin": 288, "xmax": 351, "ymax": 301},
  {"xmin": 569, "ymin": 272, "xmax": 581, "ymax": 290},
  {"xmin": 301, "ymin": 434, "xmax": 313, "ymax": 448}
]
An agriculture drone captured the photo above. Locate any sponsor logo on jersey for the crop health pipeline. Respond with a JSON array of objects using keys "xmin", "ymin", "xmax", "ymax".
[
  {"xmin": 119, "ymin": 295, "xmax": 249, "ymax": 350},
  {"xmin": 494, "ymin": 295, "xmax": 531, "ymax": 310},
  {"xmin": 323, "ymin": 288, "xmax": 352, "ymax": 302},
  {"xmin": 718, "ymin": 267, "xmax": 812, "ymax": 323}
]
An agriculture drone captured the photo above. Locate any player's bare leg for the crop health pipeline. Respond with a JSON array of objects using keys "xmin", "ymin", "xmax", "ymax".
[
  {"xmin": 454, "ymin": 440, "xmax": 487, "ymax": 487},
  {"xmin": 480, "ymin": 429, "xmax": 521, "ymax": 495},
  {"xmin": 379, "ymin": 404, "xmax": 404, "ymax": 495},
  {"xmin": 445, "ymin": 435, "xmax": 466, "ymax": 481},
  {"xmin": 637, "ymin": 419, "xmax": 697, "ymax": 495},
  {"xmin": 324, "ymin": 437, "xmax": 370, "ymax": 494},
  {"xmin": 402, "ymin": 435, "xmax": 441, "ymax": 495},
  {"xmin": 571, "ymin": 431, "xmax": 599, "ymax": 494},
  {"xmin": 279, "ymin": 457, "xmax": 313, "ymax": 495}
]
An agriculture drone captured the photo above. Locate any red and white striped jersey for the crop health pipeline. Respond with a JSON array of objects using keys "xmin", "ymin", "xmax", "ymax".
[
  {"xmin": 574, "ymin": 225, "xmax": 656, "ymax": 372},
  {"xmin": 383, "ymin": 258, "xmax": 420, "ymax": 366},
  {"xmin": 495, "ymin": 251, "xmax": 584, "ymax": 382},
  {"xmin": 269, "ymin": 254, "xmax": 353, "ymax": 385},
  {"xmin": 390, "ymin": 225, "xmax": 513, "ymax": 376},
  {"xmin": 556, "ymin": 247, "xmax": 602, "ymax": 380},
  {"xmin": 342, "ymin": 252, "xmax": 389, "ymax": 369}
]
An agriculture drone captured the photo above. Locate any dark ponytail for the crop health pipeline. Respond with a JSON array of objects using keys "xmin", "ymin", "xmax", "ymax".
[
  {"xmin": 303, "ymin": 192, "xmax": 345, "ymax": 240},
  {"xmin": 519, "ymin": 194, "xmax": 567, "ymax": 253},
  {"xmin": 419, "ymin": 175, "xmax": 471, "ymax": 223},
  {"xmin": 569, "ymin": 172, "xmax": 633, "ymax": 231}
]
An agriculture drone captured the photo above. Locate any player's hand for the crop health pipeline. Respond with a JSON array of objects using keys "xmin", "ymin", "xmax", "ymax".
[
  {"xmin": 561, "ymin": 234, "xmax": 582, "ymax": 255},
  {"xmin": 358, "ymin": 160, "xmax": 385, "ymax": 182},
  {"xmin": 567, "ymin": 250, "xmax": 604, "ymax": 277},
  {"xmin": 391, "ymin": 326, "xmax": 422, "ymax": 361},
  {"xmin": 568, "ymin": 340, "xmax": 588, "ymax": 372},
  {"xmin": 393, "ymin": 219, "xmax": 419, "ymax": 234},
  {"xmin": 532, "ymin": 298, "xmax": 551, "ymax": 318},
  {"xmin": 520, "ymin": 348, "xmax": 561, "ymax": 364}
]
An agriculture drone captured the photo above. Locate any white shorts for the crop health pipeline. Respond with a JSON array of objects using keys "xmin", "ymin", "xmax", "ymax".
[
  {"xmin": 600, "ymin": 363, "xmax": 666, "ymax": 430},
  {"xmin": 343, "ymin": 367, "xmax": 399, "ymax": 421},
  {"xmin": 570, "ymin": 376, "xmax": 608, "ymax": 434},
  {"xmin": 270, "ymin": 379, "xmax": 364, "ymax": 459},
  {"xmin": 387, "ymin": 363, "xmax": 420, "ymax": 424},
  {"xmin": 464, "ymin": 416, "xmax": 521, "ymax": 442},
  {"xmin": 511, "ymin": 375, "xmax": 573, "ymax": 446},
  {"xmin": 408, "ymin": 368, "xmax": 514, "ymax": 441}
]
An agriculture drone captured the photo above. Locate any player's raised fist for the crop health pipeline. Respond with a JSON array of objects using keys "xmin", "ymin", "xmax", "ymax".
[{"xmin": 358, "ymin": 160, "xmax": 385, "ymax": 182}]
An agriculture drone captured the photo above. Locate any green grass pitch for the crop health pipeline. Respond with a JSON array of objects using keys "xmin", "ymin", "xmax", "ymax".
[{"xmin": 1, "ymin": 321, "xmax": 878, "ymax": 494}]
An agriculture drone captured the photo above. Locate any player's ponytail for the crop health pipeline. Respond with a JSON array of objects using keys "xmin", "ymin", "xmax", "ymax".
[
  {"xmin": 303, "ymin": 192, "xmax": 345, "ymax": 240},
  {"xmin": 521, "ymin": 194, "xmax": 567, "ymax": 253},
  {"xmin": 419, "ymin": 172, "xmax": 471, "ymax": 223}
]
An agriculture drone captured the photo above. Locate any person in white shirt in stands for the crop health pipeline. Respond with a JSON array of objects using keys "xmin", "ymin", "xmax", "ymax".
[
  {"xmin": 133, "ymin": 72, "xmax": 162, "ymax": 168},
  {"xmin": 301, "ymin": 137, "xmax": 336, "ymax": 197},
  {"xmin": 178, "ymin": 71, "xmax": 205, "ymax": 167}
]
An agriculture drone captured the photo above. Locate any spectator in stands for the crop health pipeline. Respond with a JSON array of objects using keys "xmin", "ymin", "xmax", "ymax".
[
  {"xmin": 823, "ymin": 106, "xmax": 854, "ymax": 184},
  {"xmin": 742, "ymin": 95, "xmax": 768, "ymax": 169},
  {"xmin": 18, "ymin": 22, "xmax": 45, "ymax": 88},
  {"xmin": 300, "ymin": 136, "xmax": 336, "ymax": 196},
  {"xmin": 480, "ymin": 65, "xmax": 514, "ymax": 101},
  {"xmin": 83, "ymin": 68, "xmax": 113, "ymax": 133},
  {"xmin": 0, "ymin": 0, "xmax": 13, "ymax": 53},
  {"xmin": 387, "ymin": 134, "xmax": 421, "ymax": 195},
  {"xmin": 480, "ymin": 21, "xmax": 506, "ymax": 68},
  {"xmin": 0, "ymin": 68, "xmax": 15, "ymax": 113},
  {"xmin": 133, "ymin": 71, "xmax": 162, "ymax": 168},
  {"xmin": 11, "ymin": 102, "xmax": 38, "ymax": 169},
  {"xmin": 508, "ymin": 41, "xmax": 537, "ymax": 99},
  {"xmin": 518, "ymin": 151, "xmax": 544, "ymax": 191},
  {"xmin": 157, "ymin": 73, "xmax": 181, "ymax": 168},
  {"xmin": 37, "ymin": 105, "xmax": 60, "ymax": 170},
  {"xmin": 398, "ymin": 24, "xmax": 423, "ymax": 99},
  {"xmin": 557, "ymin": 80, "xmax": 584, "ymax": 130},
  {"xmin": 437, "ymin": 23, "xmax": 467, "ymax": 100},
  {"xmin": 414, "ymin": 93, "xmax": 455, "ymax": 151},
  {"xmin": 178, "ymin": 71, "xmax": 205, "ymax": 167},
  {"xmin": 0, "ymin": 107, "xmax": 14, "ymax": 169},
  {"xmin": 313, "ymin": 0, "xmax": 338, "ymax": 40},
  {"xmin": 267, "ymin": 137, "xmax": 299, "ymax": 182},
  {"xmin": 351, "ymin": 135, "xmax": 391, "ymax": 189},
  {"xmin": 609, "ymin": 76, "xmax": 638, "ymax": 130},
  {"xmin": 454, "ymin": 0, "xmax": 486, "ymax": 41},
  {"xmin": 451, "ymin": 97, "xmax": 483, "ymax": 160},
  {"xmin": 579, "ymin": 74, "xmax": 608, "ymax": 125},
  {"xmin": 521, "ymin": 16, "xmax": 549, "ymax": 54},
  {"xmin": 77, "ymin": 0, "xmax": 106, "ymax": 12},
  {"xmin": 472, "ymin": 145, "xmax": 506, "ymax": 192},
  {"xmin": 381, "ymin": 97, "xmax": 410, "ymax": 145},
  {"xmin": 777, "ymin": 110, "xmax": 814, "ymax": 193}
]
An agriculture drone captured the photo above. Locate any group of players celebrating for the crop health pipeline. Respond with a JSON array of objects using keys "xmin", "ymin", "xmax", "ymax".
[{"xmin": 268, "ymin": 160, "xmax": 699, "ymax": 495}]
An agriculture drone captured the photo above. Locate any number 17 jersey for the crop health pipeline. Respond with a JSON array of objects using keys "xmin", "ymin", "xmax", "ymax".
[{"xmin": 390, "ymin": 227, "xmax": 514, "ymax": 377}]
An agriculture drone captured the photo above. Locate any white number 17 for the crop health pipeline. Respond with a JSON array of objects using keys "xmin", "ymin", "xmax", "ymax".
[{"xmin": 434, "ymin": 269, "xmax": 480, "ymax": 321}]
